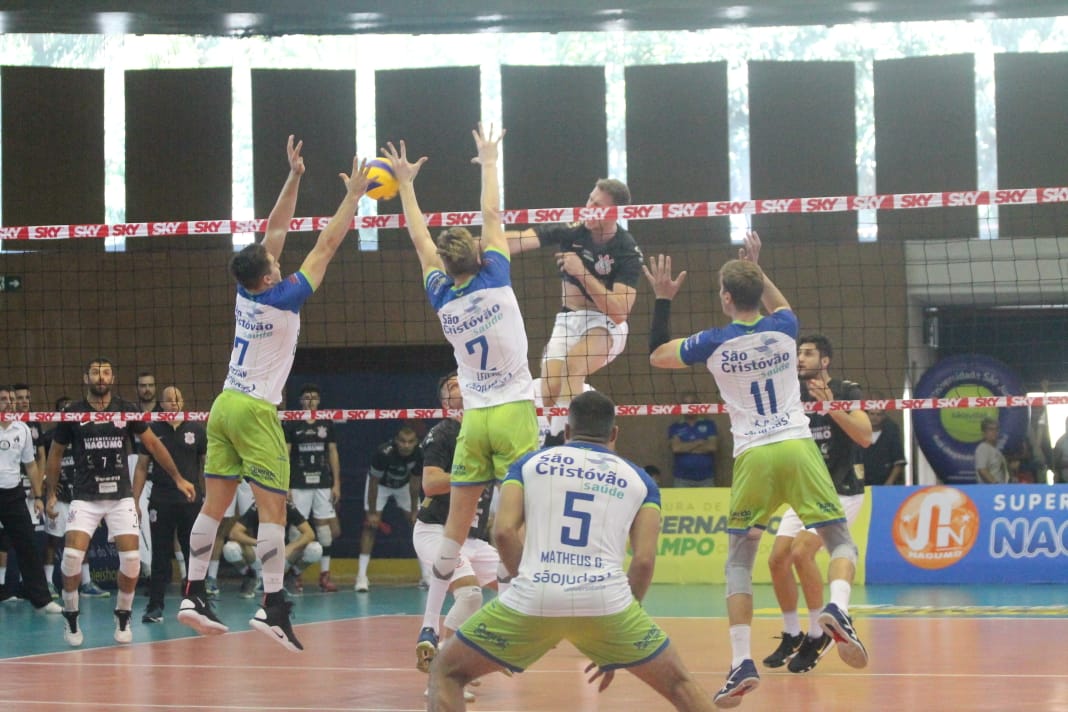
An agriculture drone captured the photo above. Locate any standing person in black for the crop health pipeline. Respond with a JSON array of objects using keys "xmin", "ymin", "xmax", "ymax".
[
  {"xmin": 505, "ymin": 179, "xmax": 642, "ymax": 408},
  {"xmin": 284, "ymin": 383, "xmax": 341, "ymax": 593},
  {"xmin": 355, "ymin": 427, "xmax": 422, "ymax": 593},
  {"xmin": 0, "ymin": 385, "xmax": 61, "ymax": 614},
  {"xmin": 762, "ymin": 335, "xmax": 872, "ymax": 674},
  {"xmin": 134, "ymin": 386, "xmax": 206, "ymax": 623},
  {"xmin": 44, "ymin": 358, "xmax": 195, "ymax": 647}
]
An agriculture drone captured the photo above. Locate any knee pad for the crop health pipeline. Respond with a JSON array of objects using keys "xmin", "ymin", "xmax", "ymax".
[
  {"xmin": 315, "ymin": 525, "xmax": 333, "ymax": 548},
  {"xmin": 301, "ymin": 541, "xmax": 323, "ymax": 565},
  {"xmin": 222, "ymin": 540, "xmax": 245, "ymax": 564},
  {"xmin": 61, "ymin": 548, "xmax": 86, "ymax": 578},
  {"xmin": 444, "ymin": 585, "xmax": 483, "ymax": 631},
  {"xmin": 818, "ymin": 522, "xmax": 859, "ymax": 566},
  {"xmin": 118, "ymin": 549, "xmax": 141, "ymax": 578},
  {"xmin": 724, "ymin": 532, "xmax": 762, "ymax": 597}
]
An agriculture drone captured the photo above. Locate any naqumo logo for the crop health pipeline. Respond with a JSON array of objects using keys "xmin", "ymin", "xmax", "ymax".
[{"xmin": 892, "ymin": 486, "xmax": 979, "ymax": 569}]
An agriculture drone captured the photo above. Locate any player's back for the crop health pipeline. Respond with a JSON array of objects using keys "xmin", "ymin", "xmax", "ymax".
[{"xmin": 501, "ymin": 441, "xmax": 660, "ymax": 617}]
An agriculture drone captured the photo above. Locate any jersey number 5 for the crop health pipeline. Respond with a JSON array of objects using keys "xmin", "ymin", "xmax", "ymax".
[{"xmin": 561, "ymin": 491, "xmax": 594, "ymax": 547}]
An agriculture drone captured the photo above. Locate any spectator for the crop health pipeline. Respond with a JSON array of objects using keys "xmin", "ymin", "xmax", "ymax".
[
  {"xmin": 975, "ymin": 417, "xmax": 1010, "ymax": 484},
  {"xmin": 857, "ymin": 407, "xmax": 907, "ymax": 485},
  {"xmin": 668, "ymin": 391, "xmax": 718, "ymax": 487},
  {"xmin": 1052, "ymin": 417, "xmax": 1068, "ymax": 484}
]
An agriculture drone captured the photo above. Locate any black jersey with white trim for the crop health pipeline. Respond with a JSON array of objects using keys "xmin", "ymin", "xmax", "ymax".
[
  {"xmin": 534, "ymin": 223, "xmax": 643, "ymax": 300},
  {"xmin": 284, "ymin": 420, "xmax": 336, "ymax": 489},
  {"xmin": 53, "ymin": 398, "xmax": 146, "ymax": 501}
]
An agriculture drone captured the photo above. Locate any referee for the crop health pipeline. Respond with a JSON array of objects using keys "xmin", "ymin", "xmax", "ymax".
[{"xmin": 0, "ymin": 385, "xmax": 61, "ymax": 613}]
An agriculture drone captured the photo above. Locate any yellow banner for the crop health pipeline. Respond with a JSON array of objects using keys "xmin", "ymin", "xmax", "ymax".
[{"xmin": 649, "ymin": 487, "xmax": 871, "ymax": 584}]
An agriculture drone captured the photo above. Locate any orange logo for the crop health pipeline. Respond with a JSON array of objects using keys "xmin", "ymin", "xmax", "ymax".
[{"xmin": 892, "ymin": 486, "xmax": 979, "ymax": 569}]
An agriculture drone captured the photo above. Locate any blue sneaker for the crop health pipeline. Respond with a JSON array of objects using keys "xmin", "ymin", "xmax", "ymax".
[
  {"xmin": 818, "ymin": 603, "xmax": 868, "ymax": 669},
  {"xmin": 713, "ymin": 659, "xmax": 760, "ymax": 709},
  {"xmin": 79, "ymin": 581, "xmax": 110, "ymax": 598},
  {"xmin": 416, "ymin": 626, "xmax": 439, "ymax": 673}
]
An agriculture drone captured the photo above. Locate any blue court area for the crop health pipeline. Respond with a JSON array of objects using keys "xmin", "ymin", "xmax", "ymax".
[{"xmin": 3, "ymin": 581, "xmax": 1064, "ymax": 659}]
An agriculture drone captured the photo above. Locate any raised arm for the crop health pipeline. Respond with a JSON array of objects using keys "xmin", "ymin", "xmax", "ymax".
[
  {"xmin": 298, "ymin": 156, "xmax": 371, "ymax": 289},
  {"xmin": 504, "ymin": 228, "xmax": 542, "ymax": 255},
  {"xmin": 738, "ymin": 230, "xmax": 790, "ymax": 314},
  {"xmin": 262, "ymin": 135, "xmax": 305, "ymax": 261},
  {"xmin": 472, "ymin": 123, "xmax": 507, "ymax": 254},
  {"xmin": 643, "ymin": 254, "xmax": 690, "ymax": 369},
  {"xmin": 381, "ymin": 140, "xmax": 442, "ymax": 276}
]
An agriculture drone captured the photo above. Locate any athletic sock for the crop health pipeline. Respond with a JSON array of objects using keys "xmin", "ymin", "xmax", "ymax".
[
  {"xmin": 256, "ymin": 523, "xmax": 286, "ymax": 594},
  {"xmin": 188, "ymin": 514, "xmax": 221, "ymax": 582},
  {"xmin": 829, "ymin": 579, "xmax": 851, "ymax": 613},
  {"xmin": 729, "ymin": 624, "xmax": 752, "ymax": 668}
]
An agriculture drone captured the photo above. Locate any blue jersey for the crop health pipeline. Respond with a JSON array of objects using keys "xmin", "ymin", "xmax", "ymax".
[
  {"xmin": 679, "ymin": 309, "xmax": 810, "ymax": 456},
  {"xmin": 426, "ymin": 248, "xmax": 533, "ymax": 409},
  {"xmin": 225, "ymin": 271, "xmax": 313, "ymax": 405},
  {"xmin": 500, "ymin": 441, "xmax": 660, "ymax": 617}
]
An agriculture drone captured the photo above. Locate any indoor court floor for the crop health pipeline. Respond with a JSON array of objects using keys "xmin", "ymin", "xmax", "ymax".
[{"xmin": 1, "ymin": 582, "xmax": 1065, "ymax": 711}]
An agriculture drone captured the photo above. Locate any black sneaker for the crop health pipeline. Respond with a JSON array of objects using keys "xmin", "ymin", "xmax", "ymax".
[
  {"xmin": 142, "ymin": 606, "xmax": 164, "ymax": 624},
  {"xmin": 787, "ymin": 632, "xmax": 834, "ymax": 673},
  {"xmin": 762, "ymin": 631, "xmax": 804, "ymax": 668},
  {"xmin": 249, "ymin": 598, "xmax": 303, "ymax": 652},
  {"xmin": 177, "ymin": 592, "xmax": 229, "ymax": 636}
]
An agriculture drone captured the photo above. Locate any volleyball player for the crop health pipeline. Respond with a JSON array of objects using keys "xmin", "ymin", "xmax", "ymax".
[
  {"xmin": 428, "ymin": 391, "xmax": 716, "ymax": 712},
  {"xmin": 645, "ymin": 233, "xmax": 869, "ymax": 708},
  {"xmin": 45, "ymin": 359, "xmax": 194, "ymax": 646},
  {"xmin": 178, "ymin": 136, "xmax": 370, "ymax": 652},
  {"xmin": 383, "ymin": 124, "xmax": 539, "ymax": 667},
  {"xmin": 505, "ymin": 179, "xmax": 642, "ymax": 409}
]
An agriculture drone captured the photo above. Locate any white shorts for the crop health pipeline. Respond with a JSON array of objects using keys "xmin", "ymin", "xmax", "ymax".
[
  {"xmin": 44, "ymin": 500, "xmax": 70, "ymax": 537},
  {"xmin": 224, "ymin": 479, "xmax": 255, "ymax": 518},
  {"xmin": 290, "ymin": 488, "xmax": 337, "ymax": 520},
  {"xmin": 364, "ymin": 478, "xmax": 412, "ymax": 514},
  {"xmin": 67, "ymin": 497, "xmax": 140, "ymax": 541},
  {"xmin": 776, "ymin": 493, "xmax": 865, "ymax": 540},
  {"xmin": 412, "ymin": 520, "xmax": 499, "ymax": 587},
  {"xmin": 542, "ymin": 309, "xmax": 629, "ymax": 366}
]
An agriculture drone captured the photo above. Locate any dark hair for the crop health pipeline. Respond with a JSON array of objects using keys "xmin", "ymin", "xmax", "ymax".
[
  {"xmin": 595, "ymin": 178, "xmax": 631, "ymax": 206},
  {"xmin": 643, "ymin": 464, "xmax": 662, "ymax": 477},
  {"xmin": 11, "ymin": 383, "xmax": 29, "ymax": 392},
  {"xmin": 230, "ymin": 242, "xmax": 272, "ymax": 290},
  {"xmin": 799, "ymin": 334, "xmax": 833, "ymax": 361},
  {"xmin": 436, "ymin": 228, "xmax": 480, "ymax": 277},
  {"xmin": 137, "ymin": 371, "xmax": 155, "ymax": 380},
  {"xmin": 718, "ymin": 260, "xmax": 764, "ymax": 311},
  {"xmin": 981, "ymin": 417, "xmax": 999, "ymax": 432},
  {"xmin": 568, "ymin": 390, "xmax": 616, "ymax": 443},
  {"xmin": 396, "ymin": 425, "xmax": 418, "ymax": 441},
  {"xmin": 299, "ymin": 383, "xmax": 321, "ymax": 398},
  {"xmin": 54, "ymin": 396, "xmax": 72, "ymax": 410},
  {"xmin": 437, "ymin": 371, "xmax": 458, "ymax": 400},
  {"xmin": 85, "ymin": 357, "xmax": 113, "ymax": 374}
]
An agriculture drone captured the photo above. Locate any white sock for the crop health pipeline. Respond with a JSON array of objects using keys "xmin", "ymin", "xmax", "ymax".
[
  {"xmin": 321, "ymin": 556, "xmax": 331, "ymax": 573},
  {"xmin": 62, "ymin": 589, "xmax": 79, "ymax": 612},
  {"xmin": 81, "ymin": 563, "xmax": 92, "ymax": 585},
  {"xmin": 188, "ymin": 514, "xmax": 221, "ymax": 582},
  {"xmin": 117, "ymin": 589, "xmax": 134, "ymax": 611},
  {"xmin": 45, "ymin": 564, "xmax": 54, "ymax": 582},
  {"xmin": 782, "ymin": 610, "xmax": 802, "ymax": 636},
  {"xmin": 207, "ymin": 560, "xmax": 220, "ymax": 578},
  {"xmin": 808, "ymin": 608, "xmax": 823, "ymax": 637},
  {"xmin": 729, "ymin": 624, "xmax": 751, "ymax": 668},
  {"xmin": 358, "ymin": 553, "xmax": 370, "ymax": 578},
  {"xmin": 830, "ymin": 579, "xmax": 851, "ymax": 613},
  {"xmin": 256, "ymin": 523, "xmax": 286, "ymax": 594}
]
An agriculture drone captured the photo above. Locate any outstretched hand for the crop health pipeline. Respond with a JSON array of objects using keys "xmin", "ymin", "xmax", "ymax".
[
  {"xmin": 641, "ymin": 254, "xmax": 687, "ymax": 300},
  {"xmin": 340, "ymin": 156, "xmax": 371, "ymax": 199},
  {"xmin": 381, "ymin": 140, "xmax": 428, "ymax": 185},
  {"xmin": 471, "ymin": 122, "xmax": 505, "ymax": 165},
  {"xmin": 738, "ymin": 230, "xmax": 762, "ymax": 264},
  {"xmin": 287, "ymin": 134, "xmax": 305, "ymax": 176}
]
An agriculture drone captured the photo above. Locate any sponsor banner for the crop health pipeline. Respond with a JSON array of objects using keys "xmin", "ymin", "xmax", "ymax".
[
  {"xmin": 866, "ymin": 484, "xmax": 1068, "ymax": 583},
  {"xmin": 649, "ymin": 487, "xmax": 871, "ymax": 584}
]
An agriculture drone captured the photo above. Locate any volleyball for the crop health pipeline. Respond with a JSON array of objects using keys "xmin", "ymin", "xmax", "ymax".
[{"xmin": 365, "ymin": 157, "xmax": 399, "ymax": 200}]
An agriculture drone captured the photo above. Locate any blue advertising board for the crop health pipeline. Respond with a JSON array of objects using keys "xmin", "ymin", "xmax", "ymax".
[{"xmin": 866, "ymin": 484, "xmax": 1068, "ymax": 584}]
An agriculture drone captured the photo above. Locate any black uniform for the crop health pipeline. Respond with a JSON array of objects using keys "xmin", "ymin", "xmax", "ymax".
[
  {"xmin": 237, "ymin": 501, "xmax": 308, "ymax": 536},
  {"xmin": 369, "ymin": 440, "xmax": 423, "ymax": 491},
  {"xmin": 802, "ymin": 379, "xmax": 865, "ymax": 497},
  {"xmin": 140, "ymin": 420, "xmax": 206, "ymax": 611},
  {"xmin": 534, "ymin": 223, "xmax": 644, "ymax": 301},
  {"xmin": 52, "ymin": 398, "xmax": 148, "ymax": 502},
  {"xmin": 416, "ymin": 419, "xmax": 492, "ymax": 542},
  {"xmin": 284, "ymin": 420, "xmax": 337, "ymax": 490}
]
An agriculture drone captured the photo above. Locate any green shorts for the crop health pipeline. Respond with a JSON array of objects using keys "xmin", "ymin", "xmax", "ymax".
[
  {"xmin": 728, "ymin": 438, "xmax": 845, "ymax": 534},
  {"xmin": 456, "ymin": 598, "xmax": 668, "ymax": 672},
  {"xmin": 203, "ymin": 389, "xmax": 290, "ymax": 493},
  {"xmin": 451, "ymin": 400, "xmax": 538, "ymax": 486}
]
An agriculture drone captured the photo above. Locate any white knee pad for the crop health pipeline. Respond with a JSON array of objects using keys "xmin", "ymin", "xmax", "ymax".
[
  {"xmin": 444, "ymin": 585, "xmax": 483, "ymax": 631},
  {"xmin": 61, "ymin": 548, "xmax": 86, "ymax": 578},
  {"xmin": 118, "ymin": 549, "xmax": 141, "ymax": 578},
  {"xmin": 301, "ymin": 541, "xmax": 323, "ymax": 565},
  {"xmin": 222, "ymin": 540, "xmax": 245, "ymax": 564},
  {"xmin": 315, "ymin": 525, "xmax": 333, "ymax": 548}
]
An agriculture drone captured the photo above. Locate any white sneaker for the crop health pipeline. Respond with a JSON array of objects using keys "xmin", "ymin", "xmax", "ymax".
[
  {"xmin": 355, "ymin": 575, "xmax": 369, "ymax": 593},
  {"xmin": 36, "ymin": 601, "xmax": 63, "ymax": 614},
  {"xmin": 425, "ymin": 687, "xmax": 476, "ymax": 702},
  {"xmin": 114, "ymin": 609, "xmax": 133, "ymax": 644},
  {"xmin": 63, "ymin": 611, "xmax": 83, "ymax": 647}
]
